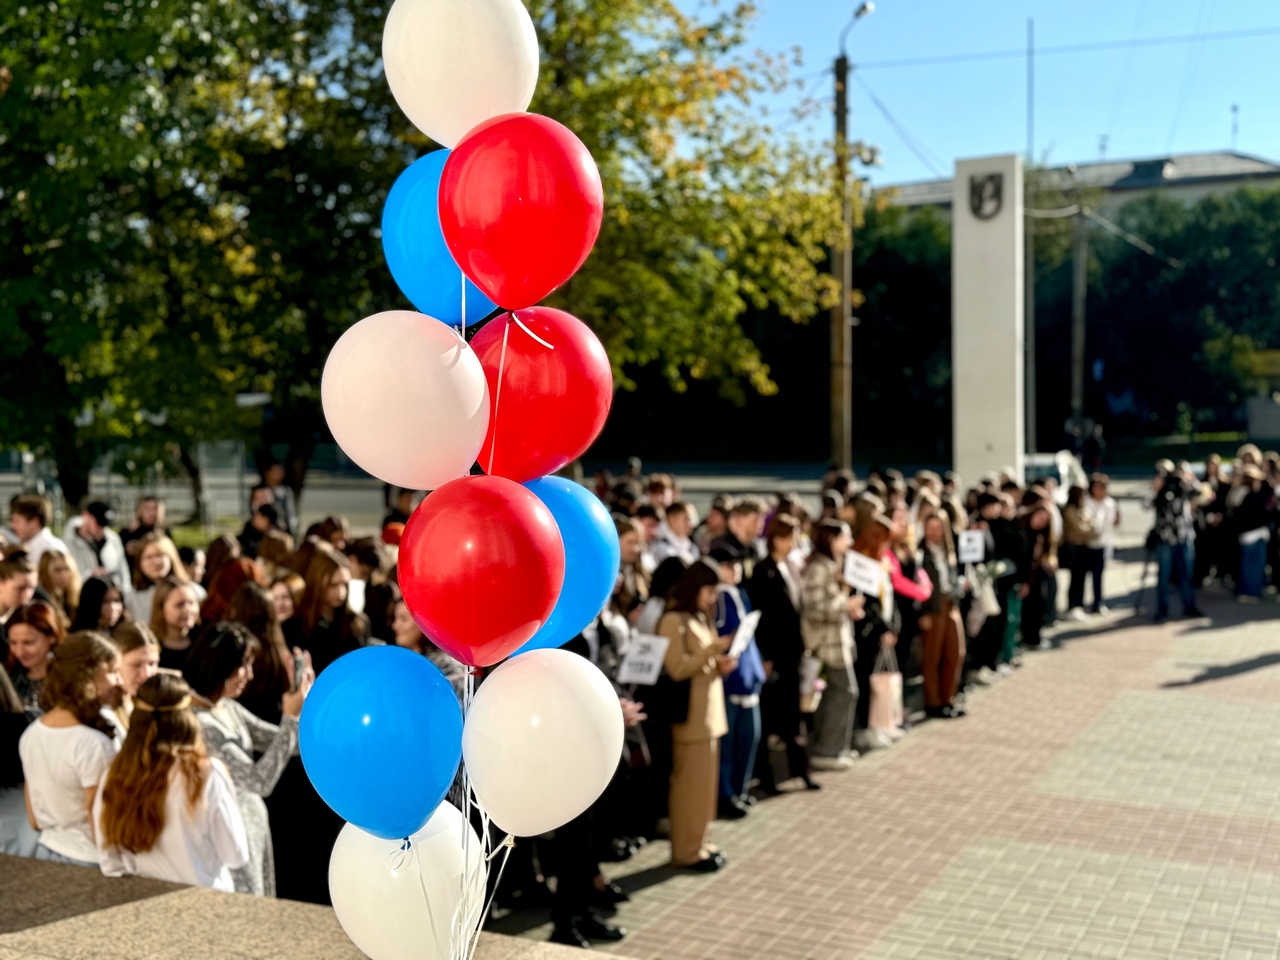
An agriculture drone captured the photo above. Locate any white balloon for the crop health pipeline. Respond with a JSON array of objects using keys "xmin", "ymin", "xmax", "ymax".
[
  {"xmin": 382, "ymin": 0, "xmax": 539, "ymax": 148},
  {"xmin": 329, "ymin": 803, "xmax": 486, "ymax": 960},
  {"xmin": 463, "ymin": 649, "xmax": 624, "ymax": 837},
  {"xmin": 321, "ymin": 311, "xmax": 489, "ymax": 490}
]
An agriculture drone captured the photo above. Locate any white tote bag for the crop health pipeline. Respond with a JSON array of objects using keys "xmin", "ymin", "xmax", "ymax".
[{"xmin": 868, "ymin": 646, "xmax": 903, "ymax": 732}]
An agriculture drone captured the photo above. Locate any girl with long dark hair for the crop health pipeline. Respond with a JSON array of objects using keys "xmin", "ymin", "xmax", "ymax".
[{"xmin": 184, "ymin": 622, "xmax": 310, "ymax": 896}]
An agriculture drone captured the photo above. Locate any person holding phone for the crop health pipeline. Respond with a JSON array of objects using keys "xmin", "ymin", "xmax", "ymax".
[
  {"xmin": 657, "ymin": 560, "xmax": 733, "ymax": 872},
  {"xmin": 183, "ymin": 622, "xmax": 312, "ymax": 896}
]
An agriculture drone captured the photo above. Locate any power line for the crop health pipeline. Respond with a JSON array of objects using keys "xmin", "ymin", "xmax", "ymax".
[
  {"xmin": 858, "ymin": 24, "xmax": 1280, "ymax": 70},
  {"xmin": 1165, "ymin": 0, "xmax": 1218, "ymax": 151},
  {"xmin": 1102, "ymin": 0, "xmax": 1148, "ymax": 148},
  {"xmin": 1083, "ymin": 207, "xmax": 1185, "ymax": 270},
  {"xmin": 852, "ymin": 72, "xmax": 947, "ymax": 177}
]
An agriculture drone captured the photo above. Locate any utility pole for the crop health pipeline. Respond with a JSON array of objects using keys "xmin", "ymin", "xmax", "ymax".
[
  {"xmin": 1070, "ymin": 210, "xmax": 1088, "ymax": 425},
  {"xmin": 1025, "ymin": 213, "xmax": 1037, "ymax": 456},
  {"xmin": 1026, "ymin": 18, "xmax": 1034, "ymax": 160},
  {"xmin": 1231, "ymin": 104, "xmax": 1239, "ymax": 150},
  {"xmin": 829, "ymin": 52, "xmax": 853, "ymax": 471},
  {"xmin": 829, "ymin": 2, "xmax": 872, "ymax": 470}
]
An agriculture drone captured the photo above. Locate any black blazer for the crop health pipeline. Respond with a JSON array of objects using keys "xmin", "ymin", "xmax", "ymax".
[{"xmin": 746, "ymin": 557, "xmax": 804, "ymax": 667}]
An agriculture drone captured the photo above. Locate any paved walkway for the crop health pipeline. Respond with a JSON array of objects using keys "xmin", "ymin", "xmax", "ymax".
[{"xmin": 496, "ymin": 551, "xmax": 1280, "ymax": 960}]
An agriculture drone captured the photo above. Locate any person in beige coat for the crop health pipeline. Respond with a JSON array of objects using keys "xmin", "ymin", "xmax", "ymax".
[{"xmin": 657, "ymin": 560, "xmax": 734, "ymax": 872}]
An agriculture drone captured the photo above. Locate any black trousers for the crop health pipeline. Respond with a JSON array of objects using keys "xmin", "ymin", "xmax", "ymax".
[
  {"xmin": 755, "ymin": 661, "xmax": 810, "ymax": 789},
  {"xmin": 550, "ymin": 805, "xmax": 599, "ymax": 927},
  {"xmin": 852, "ymin": 629, "xmax": 881, "ymax": 731}
]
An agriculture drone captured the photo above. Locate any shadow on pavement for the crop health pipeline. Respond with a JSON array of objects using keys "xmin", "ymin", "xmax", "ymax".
[{"xmin": 1161, "ymin": 652, "xmax": 1280, "ymax": 688}]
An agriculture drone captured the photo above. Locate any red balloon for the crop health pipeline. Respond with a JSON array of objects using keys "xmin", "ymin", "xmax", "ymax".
[
  {"xmin": 472, "ymin": 308, "xmax": 614, "ymax": 483},
  {"xmin": 399, "ymin": 476, "xmax": 565, "ymax": 667},
  {"xmin": 439, "ymin": 113, "xmax": 604, "ymax": 311}
]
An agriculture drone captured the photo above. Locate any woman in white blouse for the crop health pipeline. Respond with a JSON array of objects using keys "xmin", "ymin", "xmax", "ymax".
[{"xmin": 94, "ymin": 673, "xmax": 248, "ymax": 891}]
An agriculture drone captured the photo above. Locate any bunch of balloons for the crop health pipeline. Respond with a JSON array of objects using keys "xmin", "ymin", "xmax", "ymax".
[{"xmin": 303, "ymin": 2, "xmax": 626, "ymax": 958}]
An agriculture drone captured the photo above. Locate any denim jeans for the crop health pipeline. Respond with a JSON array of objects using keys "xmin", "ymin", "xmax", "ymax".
[
  {"xmin": 0, "ymin": 787, "xmax": 39, "ymax": 857},
  {"xmin": 1239, "ymin": 537, "xmax": 1268, "ymax": 598},
  {"xmin": 719, "ymin": 701, "xmax": 762, "ymax": 799},
  {"xmin": 34, "ymin": 843, "xmax": 97, "ymax": 868},
  {"xmin": 1155, "ymin": 541, "xmax": 1197, "ymax": 618}
]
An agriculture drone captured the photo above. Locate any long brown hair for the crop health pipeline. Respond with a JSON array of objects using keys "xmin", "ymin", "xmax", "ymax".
[
  {"xmin": 132, "ymin": 532, "xmax": 188, "ymax": 591},
  {"xmin": 227, "ymin": 582, "xmax": 289, "ymax": 702},
  {"xmin": 150, "ymin": 577, "xmax": 198, "ymax": 639},
  {"xmin": 98, "ymin": 674, "xmax": 207, "ymax": 854},
  {"xmin": 38, "ymin": 550, "xmax": 81, "ymax": 625},
  {"xmin": 299, "ymin": 544, "xmax": 368, "ymax": 641},
  {"xmin": 852, "ymin": 515, "xmax": 893, "ymax": 561},
  {"xmin": 201, "ymin": 558, "xmax": 266, "ymax": 623},
  {"xmin": 39, "ymin": 632, "xmax": 119, "ymax": 735},
  {"xmin": 202, "ymin": 534, "xmax": 241, "ymax": 590}
]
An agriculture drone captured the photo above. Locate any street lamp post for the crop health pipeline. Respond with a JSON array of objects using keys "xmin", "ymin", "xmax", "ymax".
[{"xmin": 830, "ymin": 2, "xmax": 873, "ymax": 472}]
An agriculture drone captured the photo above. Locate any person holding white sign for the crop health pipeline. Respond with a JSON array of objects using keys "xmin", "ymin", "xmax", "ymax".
[
  {"xmin": 708, "ymin": 546, "xmax": 764, "ymax": 821},
  {"xmin": 656, "ymin": 561, "xmax": 732, "ymax": 873},
  {"xmin": 800, "ymin": 520, "xmax": 864, "ymax": 770}
]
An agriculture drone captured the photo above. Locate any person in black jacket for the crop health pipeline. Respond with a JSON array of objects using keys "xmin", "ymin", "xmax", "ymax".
[
  {"xmin": 746, "ymin": 515, "xmax": 817, "ymax": 794},
  {"xmin": 968, "ymin": 493, "xmax": 1019, "ymax": 683}
]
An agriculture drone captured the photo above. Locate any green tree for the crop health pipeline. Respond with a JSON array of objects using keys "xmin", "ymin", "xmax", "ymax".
[{"xmin": 3, "ymin": 0, "xmax": 843, "ymax": 508}]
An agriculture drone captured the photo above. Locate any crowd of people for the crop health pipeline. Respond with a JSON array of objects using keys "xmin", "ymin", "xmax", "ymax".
[
  {"xmin": 2, "ymin": 447, "xmax": 1277, "ymax": 949},
  {"xmin": 1, "ymin": 472, "xmax": 421, "ymax": 904}
]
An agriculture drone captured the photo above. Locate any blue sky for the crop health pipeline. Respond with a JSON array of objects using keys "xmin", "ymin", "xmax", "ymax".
[{"xmin": 745, "ymin": 0, "xmax": 1280, "ymax": 186}]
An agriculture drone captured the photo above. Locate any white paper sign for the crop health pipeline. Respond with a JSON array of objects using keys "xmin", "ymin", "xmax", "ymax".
[
  {"xmin": 728, "ymin": 610, "xmax": 762, "ymax": 659},
  {"xmin": 958, "ymin": 530, "xmax": 986, "ymax": 564},
  {"xmin": 616, "ymin": 633, "xmax": 670, "ymax": 687},
  {"xmin": 843, "ymin": 551, "xmax": 885, "ymax": 596}
]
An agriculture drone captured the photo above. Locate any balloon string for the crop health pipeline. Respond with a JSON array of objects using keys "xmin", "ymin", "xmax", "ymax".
[
  {"xmin": 486, "ymin": 317, "xmax": 512, "ymax": 476},
  {"xmin": 406, "ymin": 837, "xmax": 451, "ymax": 960},
  {"xmin": 465, "ymin": 838, "xmax": 515, "ymax": 960},
  {"xmin": 455, "ymin": 670, "xmax": 477, "ymax": 960},
  {"xmin": 460, "ymin": 273, "xmax": 467, "ymax": 339},
  {"xmin": 511, "ymin": 315, "xmax": 555, "ymax": 350}
]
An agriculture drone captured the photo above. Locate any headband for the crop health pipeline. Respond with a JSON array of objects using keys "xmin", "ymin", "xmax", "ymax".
[{"xmin": 132, "ymin": 695, "xmax": 191, "ymax": 713}]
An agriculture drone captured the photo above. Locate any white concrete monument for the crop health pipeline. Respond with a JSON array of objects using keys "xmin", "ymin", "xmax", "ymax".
[{"xmin": 952, "ymin": 154, "xmax": 1025, "ymax": 486}]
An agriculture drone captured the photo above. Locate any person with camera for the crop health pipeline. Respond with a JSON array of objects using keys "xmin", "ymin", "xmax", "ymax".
[{"xmin": 1151, "ymin": 464, "xmax": 1202, "ymax": 622}]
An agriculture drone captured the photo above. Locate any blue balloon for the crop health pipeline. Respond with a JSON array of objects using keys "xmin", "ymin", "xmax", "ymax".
[
  {"xmin": 515, "ymin": 476, "xmax": 622, "ymax": 655},
  {"xmin": 382, "ymin": 151, "xmax": 497, "ymax": 327},
  {"xmin": 299, "ymin": 645, "xmax": 462, "ymax": 840}
]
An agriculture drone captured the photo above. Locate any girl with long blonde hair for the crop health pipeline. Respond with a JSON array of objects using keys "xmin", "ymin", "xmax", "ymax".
[{"xmin": 38, "ymin": 551, "xmax": 81, "ymax": 627}]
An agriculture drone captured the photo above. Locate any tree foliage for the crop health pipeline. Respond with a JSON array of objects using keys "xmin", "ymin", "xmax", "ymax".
[{"xmin": 1, "ymin": 0, "xmax": 843, "ymax": 503}]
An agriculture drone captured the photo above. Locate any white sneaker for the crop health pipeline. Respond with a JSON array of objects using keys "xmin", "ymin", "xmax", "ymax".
[
  {"xmin": 810, "ymin": 754, "xmax": 852, "ymax": 771},
  {"xmin": 1067, "ymin": 607, "xmax": 1088, "ymax": 622},
  {"xmin": 879, "ymin": 726, "xmax": 905, "ymax": 742},
  {"xmin": 854, "ymin": 730, "xmax": 887, "ymax": 752},
  {"xmin": 1095, "ymin": 604, "xmax": 1111, "ymax": 616},
  {"xmin": 976, "ymin": 666, "xmax": 999, "ymax": 686},
  {"xmin": 996, "ymin": 663, "xmax": 1013, "ymax": 677},
  {"xmin": 874, "ymin": 729, "xmax": 897, "ymax": 747}
]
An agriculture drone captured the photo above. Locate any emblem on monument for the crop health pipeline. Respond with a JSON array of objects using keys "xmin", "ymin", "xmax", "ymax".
[{"xmin": 969, "ymin": 173, "xmax": 1003, "ymax": 220}]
